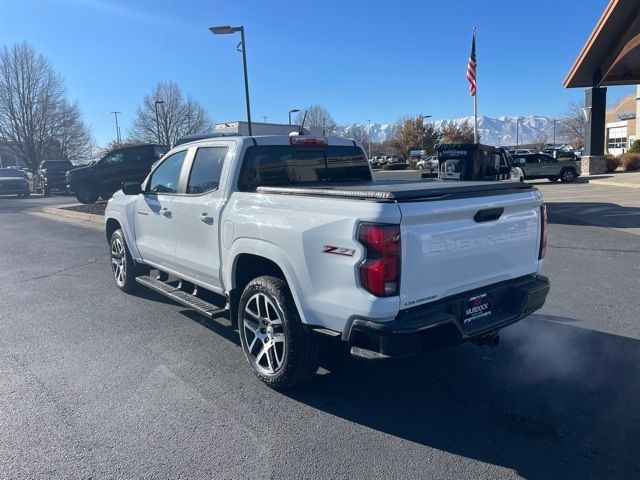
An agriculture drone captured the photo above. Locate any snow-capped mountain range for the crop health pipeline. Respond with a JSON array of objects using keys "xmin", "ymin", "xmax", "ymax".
[{"xmin": 338, "ymin": 116, "xmax": 570, "ymax": 145}]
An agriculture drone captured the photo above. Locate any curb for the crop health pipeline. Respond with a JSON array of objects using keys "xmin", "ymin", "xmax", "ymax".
[{"xmin": 34, "ymin": 206, "xmax": 104, "ymax": 230}]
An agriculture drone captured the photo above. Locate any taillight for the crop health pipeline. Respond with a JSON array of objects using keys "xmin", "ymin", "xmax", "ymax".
[
  {"xmin": 358, "ymin": 223, "xmax": 401, "ymax": 296},
  {"xmin": 539, "ymin": 204, "xmax": 548, "ymax": 259}
]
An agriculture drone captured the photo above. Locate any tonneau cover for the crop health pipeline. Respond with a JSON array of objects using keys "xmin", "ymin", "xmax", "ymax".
[{"xmin": 256, "ymin": 179, "xmax": 535, "ymax": 201}]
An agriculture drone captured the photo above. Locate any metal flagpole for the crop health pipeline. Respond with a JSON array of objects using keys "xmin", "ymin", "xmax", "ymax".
[{"xmin": 473, "ymin": 28, "xmax": 478, "ymax": 144}]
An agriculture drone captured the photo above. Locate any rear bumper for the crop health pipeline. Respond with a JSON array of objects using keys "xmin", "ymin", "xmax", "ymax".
[{"xmin": 348, "ymin": 274, "xmax": 550, "ymax": 357}]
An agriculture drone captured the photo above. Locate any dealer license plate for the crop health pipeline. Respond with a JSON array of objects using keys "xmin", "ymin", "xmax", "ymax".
[{"xmin": 463, "ymin": 293, "xmax": 492, "ymax": 324}]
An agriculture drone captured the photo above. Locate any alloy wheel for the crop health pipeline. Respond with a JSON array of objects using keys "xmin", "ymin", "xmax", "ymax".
[
  {"xmin": 111, "ymin": 237, "xmax": 126, "ymax": 287},
  {"xmin": 563, "ymin": 170, "xmax": 575, "ymax": 182},
  {"xmin": 242, "ymin": 293, "xmax": 286, "ymax": 375}
]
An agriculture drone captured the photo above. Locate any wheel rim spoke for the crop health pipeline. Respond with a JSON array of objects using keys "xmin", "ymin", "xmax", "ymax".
[{"xmin": 242, "ymin": 293, "xmax": 286, "ymax": 376}]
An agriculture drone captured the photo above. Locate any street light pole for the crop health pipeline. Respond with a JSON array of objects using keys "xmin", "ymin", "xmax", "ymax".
[
  {"xmin": 418, "ymin": 114, "xmax": 432, "ymax": 151},
  {"xmin": 111, "ymin": 111, "xmax": 121, "ymax": 143},
  {"xmin": 210, "ymin": 25, "xmax": 253, "ymax": 135},
  {"xmin": 367, "ymin": 119, "xmax": 372, "ymax": 158},
  {"xmin": 154, "ymin": 100, "xmax": 164, "ymax": 144},
  {"xmin": 516, "ymin": 117, "xmax": 519, "ymax": 148},
  {"xmin": 288, "ymin": 108, "xmax": 300, "ymax": 125}
]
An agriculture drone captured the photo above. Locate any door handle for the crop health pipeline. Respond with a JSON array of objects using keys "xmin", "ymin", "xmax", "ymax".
[
  {"xmin": 199, "ymin": 213, "xmax": 213, "ymax": 224},
  {"xmin": 159, "ymin": 207, "xmax": 171, "ymax": 217}
]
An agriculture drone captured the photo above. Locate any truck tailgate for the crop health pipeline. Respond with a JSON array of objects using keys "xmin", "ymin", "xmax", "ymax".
[{"xmin": 399, "ymin": 189, "xmax": 542, "ymax": 309}]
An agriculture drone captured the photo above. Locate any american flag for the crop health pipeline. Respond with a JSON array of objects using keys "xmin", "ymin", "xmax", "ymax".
[{"xmin": 466, "ymin": 29, "xmax": 477, "ymax": 96}]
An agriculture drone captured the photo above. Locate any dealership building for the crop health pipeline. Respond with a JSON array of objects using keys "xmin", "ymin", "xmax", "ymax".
[{"xmin": 605, "ymin": 87, "xmax": 640, "ymax": 155}]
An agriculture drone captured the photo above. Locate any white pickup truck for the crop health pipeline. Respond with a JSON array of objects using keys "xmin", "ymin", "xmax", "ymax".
[{"xmin": 105, "ymin": 135, "xmax": 550, "ymax": 389}]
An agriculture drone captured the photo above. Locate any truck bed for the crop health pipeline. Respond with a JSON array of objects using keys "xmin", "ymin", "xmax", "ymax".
[{"xmin": 256, "ymin": 179, "xmax": 535, "ymax": 202}]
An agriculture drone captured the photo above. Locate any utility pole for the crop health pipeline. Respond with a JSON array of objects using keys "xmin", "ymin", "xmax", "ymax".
[
  {"xmin": 111, "ymin": 111, "xmax": 121, "ymax": 143},
  {"xmin": 553, "ymin": 119, "xmax": 556, "ymax": 146},
  {"xmin": 263, "ymin": 116, "xmax": 268, "ymax": 123},
  {"xmin": 516, "ymin": 117, "xmax": 519, "ymax": 148}
]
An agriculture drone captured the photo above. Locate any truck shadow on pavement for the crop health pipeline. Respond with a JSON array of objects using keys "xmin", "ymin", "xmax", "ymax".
[
  {"xmin": 285, "ymin": 317, "xmax": 640, "ymax": 480},
  {"xmin": 547, "ymin": 201, "xmax": 640, "ymax": 229},
  {"xmin": 527, "ymin": 176, "xmax": 612, "ymax": 185}
]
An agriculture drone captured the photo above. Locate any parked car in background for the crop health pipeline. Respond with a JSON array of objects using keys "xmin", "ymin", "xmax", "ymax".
[
  {"xmin": 67, "ymin": 144, "xmax": 168, "ymax": 204},
  {"xmin": 543, "ymin": 148, "xmax": 578, "ymax": 160},
  {"xmin": 0, "ymin": 168, "xmax": 30, "ymax": 198},
  {"xmin": 369, "ymin": 157, "xmax": 383, "ymax": 169},
  {"xmin": 37, "ymin": 160, "xmax": 74, "ymax": 196},
  {"xmin": 416, "ymin": 156, "xmax": 438, "ymax": 173},
  {"xmin": 511, "ymin": 153, "xmax": 580, "ymax": 182},
  {"xmin": 507, "ymin": 148, "xmax": 534, "ymax": 156},
  {"xmin": 105, "ymin": 134, "xmax": 549, "ymax": 389}
]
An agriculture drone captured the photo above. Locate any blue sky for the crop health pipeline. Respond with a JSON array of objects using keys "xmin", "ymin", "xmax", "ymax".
[{"xmin": 0, "ymin": 0, "xmax": 634, "ymax": 146}]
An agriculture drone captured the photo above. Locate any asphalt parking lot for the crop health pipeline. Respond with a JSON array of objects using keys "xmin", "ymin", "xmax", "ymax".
[{"xmin": 1, "ymin": 180, "xmax": 639, "ymax": 479}]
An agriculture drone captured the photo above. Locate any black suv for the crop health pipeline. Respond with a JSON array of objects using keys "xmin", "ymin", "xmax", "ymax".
[
  {"xmin": 67, "ymin": 144, "xmax": 168, "ymax": 204},
  {"xmin": 38, "ymin": 160, "xmax": 74, "ymax": 196}
]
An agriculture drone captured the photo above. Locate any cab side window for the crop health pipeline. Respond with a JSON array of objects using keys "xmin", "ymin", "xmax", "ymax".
[
  {"xmin": 102, "ymin": 153, "xmax": 124, "ymax": 166},
  {"xmin": 147, "ymin": 150, "xmax": 188, "ymax": 194},
  {"xmin": 187, "ymin": 147, "xmax": 227, "ymax": 194}
]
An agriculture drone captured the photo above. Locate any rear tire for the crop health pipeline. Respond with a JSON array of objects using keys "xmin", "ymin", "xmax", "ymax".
[
  {"xmin": 75, "ymin": 184, "xmax": 99, "ymax": 204},
  {"xmin": 110, "ymin": 229, "xmax": 140, "ymax": 293},
  {"xmin": 560, "ymin": 169, "xmax": 577, "ymax": 183},
  {"xmin": 238, "ymin": 276, "xmax": 319, "ymax": 390}
]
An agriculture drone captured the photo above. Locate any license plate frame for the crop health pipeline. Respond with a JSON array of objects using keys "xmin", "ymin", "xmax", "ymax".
[{"xmin": 463, "ymin": 293, "xmax": 492, "ymax": 324}]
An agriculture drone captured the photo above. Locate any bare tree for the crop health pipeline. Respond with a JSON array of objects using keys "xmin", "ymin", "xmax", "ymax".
[
  {"xmin": 344, "ymin": 123, "xmax": 369, "ymax": 147},
  {"xmin": 532, "ymin": 134, "xmax": 548, "ymax": 153},
  {"xmin": 129, "ymin": 81, "xmax": 212, "ymax": 147},
  {"xmin": 558, "ymin": 101, "xmax": 586, "ymax": 148},
  {"xmin": 0, "ymin": 42, "xmax": 94, "ymax": 170},
  {"xmin": 295, "ymin": 105, "xmax": 337, "ymax": 135}
]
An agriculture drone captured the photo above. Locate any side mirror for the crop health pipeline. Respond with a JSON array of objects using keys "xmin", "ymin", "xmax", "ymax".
[{"xmin": 122, "ymin": 181, "xmax": 142, "ymax": 195}]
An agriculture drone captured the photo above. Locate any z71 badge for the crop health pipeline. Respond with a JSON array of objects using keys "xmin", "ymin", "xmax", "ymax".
[{"xmin": 322, "ymin": 245, "xmax": 355, "ymax": 257}]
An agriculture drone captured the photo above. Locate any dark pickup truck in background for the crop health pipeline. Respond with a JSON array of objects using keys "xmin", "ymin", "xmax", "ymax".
[
  {"xmin": 38, "ymin": 160, "xmax": 75, "ymax": 196},
  {"xmin": 67, "ymin": 144, "xmax": 168, "ymax": 203}
]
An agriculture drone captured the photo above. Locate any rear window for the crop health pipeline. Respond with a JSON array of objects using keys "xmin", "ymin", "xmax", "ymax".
[
  {"xmin": 238, "ymin": 145, "xmax": 371, "ymax": 191},
  {"xmin": 39, "ymin": 161, "xmax": 73, "ymax": 170}
]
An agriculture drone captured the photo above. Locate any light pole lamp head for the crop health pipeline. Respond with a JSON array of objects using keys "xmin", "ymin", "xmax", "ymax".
[
  {"xmin": 210, "ymin": 25, "xmax": 242, "ymax": 35},
  {"xmin": 289, "ymin": 109, "xmax": 300, "ymax": 114}
]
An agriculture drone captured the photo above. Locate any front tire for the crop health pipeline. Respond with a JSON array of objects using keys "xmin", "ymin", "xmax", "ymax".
[
  {"xmin": 75, "ymin": 184, "xmax": 99, "ymax": 204},
  {"xmin": 548, "ymin": 177, "xmax": 559, "ymax": 182},
  {"xmin": 110, "ymin": 229, "xmax": 139, "ymax": 293},
  {"xmin": 238, "ymin": 276, "xmax": 319, "ymax": 390}
]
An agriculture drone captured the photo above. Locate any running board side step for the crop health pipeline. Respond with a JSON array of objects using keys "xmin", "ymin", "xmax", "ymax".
[{"xmin": 136, "ymin": 275, "xmax": 228, "ymax": 319}]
